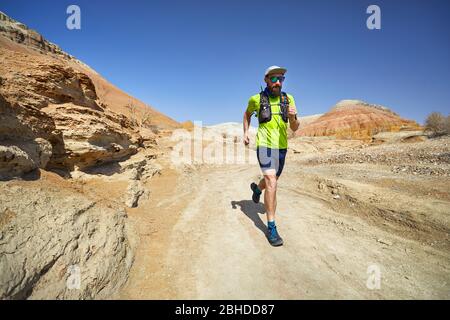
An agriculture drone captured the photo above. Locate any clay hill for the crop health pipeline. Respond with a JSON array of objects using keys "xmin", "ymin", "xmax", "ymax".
[
  {"xmin": 296, "ymin": 99, "xmax": 421, "ymax": 140},
  {"xmin": 0, "ymin": 11, "xmax": 180, "ymax": 178}
]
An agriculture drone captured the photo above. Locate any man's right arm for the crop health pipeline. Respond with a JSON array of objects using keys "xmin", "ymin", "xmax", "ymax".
[
  {"xmin": 243, "ymin": 96, "xmax": 256, "ymax": 145},
  {"xmin": 243, "ymin": 110, "xmax": 252, "ymax": 145}
]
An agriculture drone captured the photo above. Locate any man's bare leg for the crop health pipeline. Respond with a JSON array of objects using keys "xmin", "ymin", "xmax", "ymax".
[
  {"xmin": 254, "ymin": 171, "xmax": 283, "ymax": 245},
  {"xmin": 258, "ymin": 175, "xmax": 279, "ymax": 192},
  {"xmin": 263, "ymin": 173, "xmax": 277, "ymax": 222}
]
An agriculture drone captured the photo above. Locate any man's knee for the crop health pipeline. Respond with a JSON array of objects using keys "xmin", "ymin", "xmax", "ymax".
[{"xmin": 264, "ymin": 175, "xmax": 277, "ymax": 191}]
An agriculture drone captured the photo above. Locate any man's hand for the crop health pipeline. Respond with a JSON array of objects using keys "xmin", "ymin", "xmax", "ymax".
[
  {"xmin": 243, "ymin": 134, "xmax": 250, "ymax": 145},
  {"xmin": 243, "ymin": 111, "xmax": 252, "ymax": 145},
  {"xmin": 288, "ymin": 105, "xmax": 297, "ymax": 118},
  {"xmin": 288, "ymin": 105, "xmax": 299, "ymax": 132}
]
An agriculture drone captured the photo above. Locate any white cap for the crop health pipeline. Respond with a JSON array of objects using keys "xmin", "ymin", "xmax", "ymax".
[{"xmin": 264, "ymin": 65, "xmax": 287, "ymax": 77}]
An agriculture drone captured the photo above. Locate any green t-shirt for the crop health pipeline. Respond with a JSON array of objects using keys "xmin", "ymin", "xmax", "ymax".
[{"xmin": 246, "ymin": 92, "xmax": 297, "ymax": 149}]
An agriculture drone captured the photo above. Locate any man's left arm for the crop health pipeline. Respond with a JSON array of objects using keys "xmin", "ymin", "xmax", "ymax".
[{"xmin": 288, "ymin": 96, "xmax": 299, "ymax": 132}]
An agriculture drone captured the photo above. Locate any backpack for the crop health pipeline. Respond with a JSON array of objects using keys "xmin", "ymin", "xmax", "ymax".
[{"xmin": 258, "ymin": 90, "xmax": 289, "ymax": 124}]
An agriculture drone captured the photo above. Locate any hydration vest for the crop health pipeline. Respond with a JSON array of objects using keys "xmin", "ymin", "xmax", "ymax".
[{"xmin": 258, "ymin": 90, "xmax": 290, "ymax": 124}]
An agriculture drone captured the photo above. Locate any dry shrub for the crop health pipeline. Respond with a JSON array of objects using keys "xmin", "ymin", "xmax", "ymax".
[
  {"xmin": 125, "ymin": 101, "xmax": 152, "ymax": 129},
  {"xmin": 425, "ymin": 112, "xmax": 448, "ymax": 137}
]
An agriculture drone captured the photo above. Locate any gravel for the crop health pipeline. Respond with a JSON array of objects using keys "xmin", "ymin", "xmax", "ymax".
[{"xmin": 300, "ymin": 136, "xmax": 450, "ymax": 177}]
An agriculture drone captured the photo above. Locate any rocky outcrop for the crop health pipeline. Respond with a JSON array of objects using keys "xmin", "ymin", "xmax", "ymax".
[
  {"xmin": 297, "ymin": 100, "xmax": 421, "ymax": 140},
  {"xmin": 0, "ymin": 178, "xmax": 135, "ymax": 299},
  {"xmin": 371, "ymin": 130, "xmax": 427, "ymax": 145},
  {"xmin": 0, "ymin": 44, "xmax": 143, "ymax": 176},
  {"xmin": 69, "ymin": 150, "xmax": 161, "ymax": 208},
  {"xmin": 0, "ymin": 90, "xmax": 60, "ymax": 179},
  {"xmin": 0, "ymin": 11, "xmax": 91, "ymax": 69},
  {"xmin": 0, "ymin": 50, "xmax": 99, "ymax": 110},
  {"xmin": 124, "ymin": 181, "xmax": 147, "ymax": 208},
  {"xmin": 41, "ymin": 103, "xmax": 141, "ymax": 171},
  {"xmin": 0, "ymin": 139, "xmax": 52, "ymax": 180}
]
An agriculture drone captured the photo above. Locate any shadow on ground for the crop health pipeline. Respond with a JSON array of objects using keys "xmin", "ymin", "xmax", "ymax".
[{"xmin": 231, "ymin": 200, "xmax": 267, "ymax": 235}]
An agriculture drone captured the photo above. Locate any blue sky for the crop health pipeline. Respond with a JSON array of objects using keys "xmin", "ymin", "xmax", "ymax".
[{"xmin": 1, "ymin": 0, "xmax": 449, "ymax": 125}]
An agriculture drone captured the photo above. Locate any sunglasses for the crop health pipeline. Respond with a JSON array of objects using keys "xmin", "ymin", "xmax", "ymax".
[{"xmin": 269, "ymin": 76, "xmax": 285, "ymax": 83}]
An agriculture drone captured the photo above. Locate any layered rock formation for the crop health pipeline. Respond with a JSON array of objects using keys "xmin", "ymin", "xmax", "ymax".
[
  {"xmin": 288, "ymin": 113, "xmax": 323, "ymax": 138},
  {"xmin": 0, "ymin": 11, "xmax": 179, "ymax": 178},
  {"xmin": 0, "ymin": 11, "xmax": 76, "ymax": 61},
  {"xmin": 296, "ymin": 99, "xmax": 421, "ymax": 140},
  {"xmin": 298, "ymin": 113, "xmax": 323, "ymax": 127},
  {"xmin": 0, "ymin": 48, "xmax": 142, "ymax": 177}
]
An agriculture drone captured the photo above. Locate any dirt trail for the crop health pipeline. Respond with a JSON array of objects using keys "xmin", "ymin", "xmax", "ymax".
[{"xmin": 119, "ymin": 143, "xmax": 450, "ymax": 299}]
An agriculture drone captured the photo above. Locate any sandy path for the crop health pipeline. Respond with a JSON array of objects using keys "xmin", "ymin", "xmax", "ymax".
[{"xmin": 118, "ymin": 151, "xmax": 449, "ymax": 299}]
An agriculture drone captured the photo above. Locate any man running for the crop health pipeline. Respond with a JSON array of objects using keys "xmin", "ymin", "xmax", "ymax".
[{"xmin": 243, "ymin": 65, "xmax": 299, "ymax": 246}]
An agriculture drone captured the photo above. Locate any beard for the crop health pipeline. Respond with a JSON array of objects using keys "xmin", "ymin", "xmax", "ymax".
[{"xmin": 269, "ymin": 85, "xmax": 281, "ymax": 96}]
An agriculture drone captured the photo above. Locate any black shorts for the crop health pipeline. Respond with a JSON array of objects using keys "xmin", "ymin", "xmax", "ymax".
[{"xmin": 256, "ymin": 147, "xmax": 288, "ymax": 177}]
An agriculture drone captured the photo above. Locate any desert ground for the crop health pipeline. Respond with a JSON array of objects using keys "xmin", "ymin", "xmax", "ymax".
[
  {"xmin": 2, "ymin": 124, "xmax": 449, "ymax": 299},
  {"xmin": 110, "ymin": 131, "xmax": 449, "ymax": 299}
]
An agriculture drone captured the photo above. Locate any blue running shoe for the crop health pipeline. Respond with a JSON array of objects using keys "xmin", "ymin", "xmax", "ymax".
[
  {"xmin": 250, "ymin": 182, "xmax": 261, "ymax": 203},
  {"xmin": 267, "ymin": 225, "xmax": 284, "ymax": 246}
]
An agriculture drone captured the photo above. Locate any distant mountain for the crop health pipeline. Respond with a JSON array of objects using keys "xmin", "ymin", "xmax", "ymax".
[
  {"xmin": 296, "ymin": 99, "xmax": 421, "ymax": 140},
  {"xmin": 204, "ymin": 122, "xmax": 257, "ymax": 138}
]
